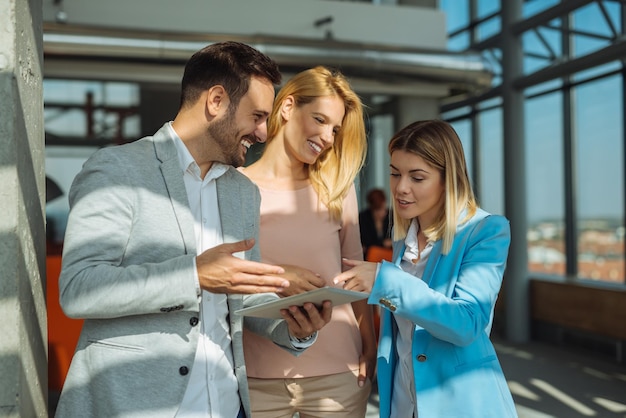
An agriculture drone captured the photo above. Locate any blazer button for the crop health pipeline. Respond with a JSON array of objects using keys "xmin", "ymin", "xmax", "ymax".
[
  {"xmin": 189, "ymin": 317, "xmax": 199, "ymax": 326},
  {"xmin": 417, "ymin": 354, "xmax": 427, "ymax": 362},
  {"xmin": 179, "ymin": 366, "xmax": 189, "ymax": 376}
]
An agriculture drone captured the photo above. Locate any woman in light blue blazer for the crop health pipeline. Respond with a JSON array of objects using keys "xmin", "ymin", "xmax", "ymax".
[{"xmin": 335, "ymin": 120, "xmax": 518, "ymax": 418}]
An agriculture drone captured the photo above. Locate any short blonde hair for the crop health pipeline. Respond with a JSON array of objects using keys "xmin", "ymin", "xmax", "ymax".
[
  {"xmin": 388, "ymin": 120, "xmax": 477, "ymax": 254},
  {"xmin": 266, "ymin": 66, "xmax": 367, "ymax": 220}
]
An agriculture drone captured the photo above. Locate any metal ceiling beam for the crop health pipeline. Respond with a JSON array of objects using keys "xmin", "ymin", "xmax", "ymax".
[{"xmin": 42, "ymin": 24, "xmax": 494, "ymax": 96}]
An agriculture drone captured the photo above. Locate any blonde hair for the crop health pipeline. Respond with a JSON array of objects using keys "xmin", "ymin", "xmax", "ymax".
[
  {"xmin": 388, "ymin": 120, "xmax": 478, "ymax": 254},
  {"xmin": 265, "ymin": 66, "xmax": 367, "ymax": 220}
]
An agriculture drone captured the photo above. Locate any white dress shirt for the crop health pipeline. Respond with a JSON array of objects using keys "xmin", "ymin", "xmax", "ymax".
[
  {"xmin": 169, "ymin": 123, "xmax": 241, "ymax": 418},
  {"xmin": 391, "ymin": 219, "xmax": 432, "ymax": 418}
]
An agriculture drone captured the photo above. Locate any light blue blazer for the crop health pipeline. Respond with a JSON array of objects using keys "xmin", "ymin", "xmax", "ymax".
[
  {"xmin": 55, "ymin": 123, "xmax": 301, "ymax": 418},
  {"xmin": 369, "ymin": 209, "xmax": 518, "ymax": 418}
]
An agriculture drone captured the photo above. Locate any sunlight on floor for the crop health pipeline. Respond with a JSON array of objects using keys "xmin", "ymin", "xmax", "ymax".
[
  {"xmin": 530, "ymin": 378, "xmax": 597, "ymax": 416},
  {"xmin": 592, "ymin": 397, "xmax": 626, "ymax": 413}
]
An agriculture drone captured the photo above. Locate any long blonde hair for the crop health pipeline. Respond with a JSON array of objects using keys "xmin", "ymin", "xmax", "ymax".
[
  {"xmin": 265, "ymin": 66, "xmax": 367, "ymax": 220},
  {"xmin": 388, "ymin": 120, "xmax": 477, "ymax": 253}
]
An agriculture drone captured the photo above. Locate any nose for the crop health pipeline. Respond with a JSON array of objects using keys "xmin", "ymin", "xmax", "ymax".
[
  {"xmin": 320, "ymin": 125, "xmax": 335, "ymax": 148},
  {"xmin": 395, "ymin": 175, "xmax": 411, "ymax": 194},
  {"xmin": 254, "ymin": 121, "xmax": 268, "ymax": 143}
]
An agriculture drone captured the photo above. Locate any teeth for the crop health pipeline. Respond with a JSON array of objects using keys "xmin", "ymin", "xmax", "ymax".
[
  {"xmin": 241, "ymin": 140, "xmax": 252, "ymax": 149},
  {"xmin": 308, "ymin": 141, "xmax": 321, "ymax": 153}
]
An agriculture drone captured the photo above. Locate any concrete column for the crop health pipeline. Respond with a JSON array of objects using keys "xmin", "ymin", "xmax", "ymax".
[
  {"xmin": 394, "ymin": 96, "xmax": 440, "ymax": 130},
  {"xmin": 501, "ymin": 0, "xmax": 530, "ymax": 343},
  {"xmin": 0, "ymin": 0, "xmax": 47, "ymax": 416}
]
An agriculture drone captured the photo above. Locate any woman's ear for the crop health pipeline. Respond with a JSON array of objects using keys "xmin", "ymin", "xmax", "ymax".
[
  {"xmin": 280, "ymin": 95, "xmax": 295, "ymax": 121},
  {"xmin": 205, "ymin": 85, "xmax": 229, "ymax": 117}
]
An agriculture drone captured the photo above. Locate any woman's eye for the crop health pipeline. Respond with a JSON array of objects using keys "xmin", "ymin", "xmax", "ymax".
[
  {"xmin": 314, "ymin": 116, "xmax": 324, "ymax": 123},
  {"xmin": 390, "ymin": 173, "xmax": 400, "ymax": 177}
]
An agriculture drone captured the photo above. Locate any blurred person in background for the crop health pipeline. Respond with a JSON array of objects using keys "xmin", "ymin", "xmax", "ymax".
[{"xmin": 359, "ymin": 187, "xmax": 392, "ymax": 260}]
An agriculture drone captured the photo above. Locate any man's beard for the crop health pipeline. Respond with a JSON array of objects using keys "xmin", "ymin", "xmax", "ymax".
[{"xmin": 207, "ymin": 109, "xmax": 246, "ymax": 167}]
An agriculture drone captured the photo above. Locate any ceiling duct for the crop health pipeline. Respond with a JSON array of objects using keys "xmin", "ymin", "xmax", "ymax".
[{"xmin": 43, "ymin": 24, "xmax": 493, "ymax": 97}]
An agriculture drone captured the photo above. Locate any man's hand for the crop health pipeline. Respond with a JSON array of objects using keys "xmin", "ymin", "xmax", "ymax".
[
  {"xmin": 276, "ymin": 264, "xmax": 326, "ymax": 297},
  {"xmin": 196, "ymin": 239, "xmax": 290, "ymax": 294},
  {"xmin": 280, "ymin": 301, "xmax": 332, "ymax": 340}
]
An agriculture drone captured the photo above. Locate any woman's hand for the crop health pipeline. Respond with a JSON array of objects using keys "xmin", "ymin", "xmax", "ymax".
[
  {"xmin": 333, "ymin": 259, "xmax": 378, "ymax": 293},
  {"xmin": 277, "ymin": 264, "xmax": 325, "ymax": 297}
]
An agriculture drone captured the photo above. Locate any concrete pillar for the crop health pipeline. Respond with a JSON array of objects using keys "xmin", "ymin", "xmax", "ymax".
[
  {"xmin": 0, "ymin": 0, "xmax": 48, "ymax": 416},
  {"xmin": 501, "ymin": 0, "xmax": 530, "ymax": 343},
  {"xmin": 394, "ymin": 96, "xmax": 440, "ymax": 130},
  {"xmin": 359, "ymin": 96, "xmax": 439, "ymax": 207}
]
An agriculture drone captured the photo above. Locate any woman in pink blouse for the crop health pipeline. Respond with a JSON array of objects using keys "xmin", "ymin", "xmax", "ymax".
[{"xmin": 239, "ymin": 66, "xmax": 376, "ymax": 417}]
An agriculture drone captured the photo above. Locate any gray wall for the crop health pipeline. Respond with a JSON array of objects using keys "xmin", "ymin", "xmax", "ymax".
[{"xmin": 0, "ymin": 0, "xmax": 47, "ymax": 416}]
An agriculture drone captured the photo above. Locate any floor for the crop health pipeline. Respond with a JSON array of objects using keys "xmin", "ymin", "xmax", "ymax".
[
  {"xmin": 49, "ymin": 338, "xmax": 626, "ymax": 417},
  {"xmin": 365, "ymin": 337, "xmax": 626, "ymax": 418}
]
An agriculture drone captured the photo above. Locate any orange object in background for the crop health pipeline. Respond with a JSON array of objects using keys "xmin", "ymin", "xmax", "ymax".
[
  {"xmin": 47, "ymin": 254, "xmax": 83, "ymax": 392},
  {"xmin": 365, "ymin": 245, "xmax": 393, "ymax": 263},
  {"xmin": 364, "ymin": 246, "xmax": 393, "ymax": 340}
]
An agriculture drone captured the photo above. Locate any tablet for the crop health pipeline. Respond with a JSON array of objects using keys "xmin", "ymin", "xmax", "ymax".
[{"xmin": 235, "ymin": 286, "xmax": 369, "ymax": 319}]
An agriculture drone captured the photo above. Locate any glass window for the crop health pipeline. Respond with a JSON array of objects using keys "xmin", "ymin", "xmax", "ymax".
[
  {"xmin": 477, "ymin": 15, "xmax": 501, "ymax": 42},
  {"xmin": 477, "ymin": 108, "xmax": 504, "ymax": 215},
  {"xmin": 441, "ymin": 0, "xmax": 469, "ymax": 34},
  {"xmin": 449, "ymin": 119, "xmax": 474, "ymax": 188},
  {"xmin": 522, "ymin": 21, "xmax": 562, "ymax": 75},
  {"xmin": 525, "ymin": 92, "xmax": 565, "ymax": 276},
  {"xmin": 448, "ymin": 32, "xmax": 470, "ymax": 51},
  {"xmin": 572, "ymin": 62, "xmax": 622, "ymax": 83},
  {"xmin": 477, "ymin": 0, "xmax": 500, "ymax": 20},
  {"xmin": 574, "ymin": 75, "xmax": 624, "ymax": 283},
  {"xmin": 482, "ymin": 48, "xmax": 502, "ymax": 87},
  {"xmin": 573, "ymin": 3, "xmax": 618, "ymax": 58},
  {"xmin": 523, "ymin": 0, "xmax": 560, "ymax": 19},
  {"xmin": 44, "ymin": 79, "xmax": 140, "ymax": 141}
]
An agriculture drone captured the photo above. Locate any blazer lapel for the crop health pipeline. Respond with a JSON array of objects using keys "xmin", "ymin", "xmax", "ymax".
[
  {"xmin": 394, "ymin": 236, "xmax": 443, "ymax": 288},
  {"xmin": 423, "ymin": 241, "xmax": 443, "ymax": 287},
  {"xmin": 153, "ymin": 125, "xmax": 196, "ymax": 255}
]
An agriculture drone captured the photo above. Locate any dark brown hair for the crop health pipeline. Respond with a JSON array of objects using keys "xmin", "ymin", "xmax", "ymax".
[
  {"xmin": 180, "ymin": 41, "xmax": 281, "ymax": 110},
  {"xmin": 366, "ymin": 188, "xmax": 387, "ymax": 210}
]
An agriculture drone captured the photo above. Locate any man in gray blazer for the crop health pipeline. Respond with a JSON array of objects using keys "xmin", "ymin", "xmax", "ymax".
[{"xmin": 55, "ymin": 41, "xmax": 332, "ymax": 418}]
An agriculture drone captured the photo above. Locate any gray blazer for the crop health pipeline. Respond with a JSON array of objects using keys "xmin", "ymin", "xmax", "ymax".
[{"xmin": 55, "ymin": 123, "xmax": 298, "ymax": 418}]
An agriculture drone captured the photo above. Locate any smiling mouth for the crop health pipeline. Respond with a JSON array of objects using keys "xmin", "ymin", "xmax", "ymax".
[
  {"xmin": 308, "ymin": 140, "xmax": 322, "ymax": 153},
  {"xmin": 241, "ymin": 138, "xmax": 253, "ymax": 150}
]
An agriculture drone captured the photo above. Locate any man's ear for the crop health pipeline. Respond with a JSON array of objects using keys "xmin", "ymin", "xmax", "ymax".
[
  {"xmin": 205, "ymin": 85, "xmax": 229, "ymax": 117},
  {"xmin": 280, "ymin": 95, "xmax": 295, "ymax": 121}
]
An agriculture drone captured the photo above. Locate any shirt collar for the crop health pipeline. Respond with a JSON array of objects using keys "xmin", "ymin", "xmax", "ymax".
[{"xmin": 403, "ymin": 219, "xmax": 420, "ymax": 262}]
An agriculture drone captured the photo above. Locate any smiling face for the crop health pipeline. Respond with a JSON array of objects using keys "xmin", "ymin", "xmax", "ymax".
[
  {"xmin": 208, "ymin": 76, "xmax": 275, "ymax": 167},
  {"xmin": 281, "ymin": 95, "xmax": 345, "ymax": 165},
  {"xmin": 389, "ymin": 149, "xmax": 446, "ymax": 229}
]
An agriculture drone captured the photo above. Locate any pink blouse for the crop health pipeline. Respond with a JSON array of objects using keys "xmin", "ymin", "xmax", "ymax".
[{"xmin": 242, "ymin": 183, "xmax": 364, "ymax": 378}]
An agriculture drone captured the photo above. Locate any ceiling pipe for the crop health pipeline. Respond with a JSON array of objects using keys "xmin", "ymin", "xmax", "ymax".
[{"xmin": 43, "ymin": 25, "xmax": 494, "ymax": 94}]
